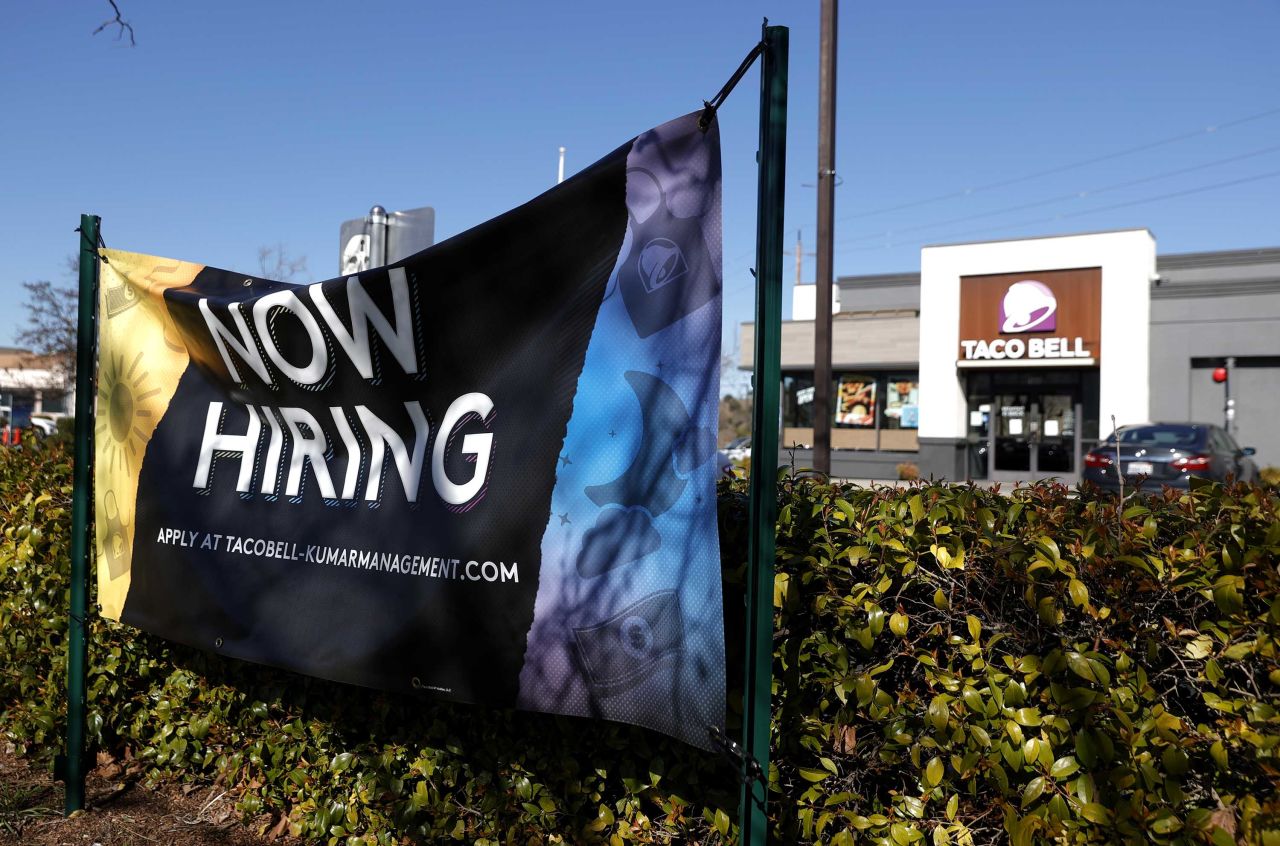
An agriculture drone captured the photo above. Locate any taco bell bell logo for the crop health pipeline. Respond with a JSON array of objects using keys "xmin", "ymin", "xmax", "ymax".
[
  {"xmin": 637, "ymin": 238, "xmax": 689, "ymax": 293},
  {"xmin": 1000, "ymin": 280, "xmax": 1057, "ymax": 333}
]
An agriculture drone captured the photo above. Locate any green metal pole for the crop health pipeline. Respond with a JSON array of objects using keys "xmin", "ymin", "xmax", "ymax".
[
  {"xmin": 64, "ymin": 214, "xmax": 100, "ymax": 814},
  {"xmin": 741, "ymin": 23, "xmax": 787, "ymax": 846}
]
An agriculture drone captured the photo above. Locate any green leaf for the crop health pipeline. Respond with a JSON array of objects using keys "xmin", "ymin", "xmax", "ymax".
[
  {"xmin": 1022, "ymin": 737, "xmax": 1041, "ymax": 767},
  {"xmin": 798, "ymin": 767, "xmax": 831, "ymax": 782},
  {"xmin": 1021, "ymin": 776, "xmax": 1046, "ymax": 808},
  {"xmin": 834, "ymin": 498, "xmax": 858, "ymax": 523},
  {"xmin": 1066, "ymin": 652, "xmax": 1098, "ymax": 684},
  {"xmin": 1149, "ymin": 812, "xmax": 1182, "ymax": 835},
  {"xmin": 868, "ymin": 605, "xmax": 886, "ymax": 636},
  {"xmin": 1049, "ymin": 756, "xmax": 1079, "ymax": 779},
  {"xmin": 1075, "ymin": 731, "xmax": 1098, "ymax": 767},
  {"xmin": 714, "ymin": 808, "xmax": 730, "ymax": 836},
  {"xmin": 1209, "ymin": 741, "xmax": 1228, "ymax": 771},
  {"xmin": 927, "ymin": 696, "xmax": 950, "ymax": 732},
  {"xmin": 1035, "ymin": 536, "xmax": 1061, "ymax": 563},
  {"xmin": 1067, "ymin": 579, "xmax": 1088, "ymax": 607},
  {"xmin": 1010, "ymin": 708, "xmax": 1041, "ymax": 727},
  {"xmin": 773, "ymin": 572, "xmax": 790, "ymax": 608},
  {"xmin": 966, "ymin": 615, "xmax": 982, "ymax": 642},
  {"xmin": 585, "ymin": 803, "xmax": 613, "ymax": 832},
  {"xmin": 1161, "ymin": 746, "xmax": 1189, "ymax": 776},
  {"xmin": 1080, "ymin": 803, "xmax": 1111, "ymax": 824},
  {"xmin": 1186, "ymin": 636, "xmax": 1214, "ymax": 659},
  {"xmin": 924, "ymin": 756, "xmax": 944, "ymax": 787},
  {"xmin": 909, "ymin": 494, "xmax": 925, "ymax": 524},
  {"xmin": 1212, "ymin": 576, "xmax": 1244, "ymax": 616},
  {"xmin": 890, "ymin": 612, "xmax": 910, "ymax": 637}
]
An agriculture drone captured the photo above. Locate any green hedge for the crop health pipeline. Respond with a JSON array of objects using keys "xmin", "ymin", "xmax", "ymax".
[{"xmin": 2, "ymin": 442, "xmax": 1279, "ymax": 844}]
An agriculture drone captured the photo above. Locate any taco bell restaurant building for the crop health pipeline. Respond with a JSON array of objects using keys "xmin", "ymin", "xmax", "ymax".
[{"xmin": 739, "ymin": 230, "xmax": 1280, "ymax": 481}]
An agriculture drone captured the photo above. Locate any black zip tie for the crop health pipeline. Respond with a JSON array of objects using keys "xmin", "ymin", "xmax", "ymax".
[
  {"xmin": 699, "ymin": 40, "xmax": 766, "ymax": 133},
  {"xmin": 708, "ymin": 725, "xmax": 768, "ymax": 813},
  {"xmin": 75, "ymin": 225, "xmax": 109, "ymax": 263}
]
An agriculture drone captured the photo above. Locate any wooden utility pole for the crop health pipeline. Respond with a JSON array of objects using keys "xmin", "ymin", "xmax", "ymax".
[
  {"xmin": 813, "ymin": 0, "xmax": 838, "ymax": 473},
  {"xmin": 786, "ymin": 228, "xmax": 815, "ymax": 288},
  {"xmin": 795, "ymin": 229, "xmax": 804, "ymax": 286}
]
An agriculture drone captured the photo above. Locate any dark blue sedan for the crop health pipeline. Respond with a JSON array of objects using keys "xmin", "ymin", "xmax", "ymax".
[{"xmin": 1082, "ymin": 423, "xmax": 1259, "ymax": 493}]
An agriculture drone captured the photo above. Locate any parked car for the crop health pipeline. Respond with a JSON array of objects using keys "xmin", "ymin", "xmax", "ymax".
[
  {"xmin": 0, "ymin": 408, "xmax": 57, "ymax": 444},
  {"xmin": 723, "ymin": 436, "xmax": 751, "ymax": 463},
  {"xmin": 28, "ymin": 412, "xmax": 61, "ymax": 437},
  {"xmin": 1082, "ymin": 422, "xmax": 1259, "ymax": 493}
]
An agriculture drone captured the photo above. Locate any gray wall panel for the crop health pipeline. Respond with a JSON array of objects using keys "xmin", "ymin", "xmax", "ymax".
[
  {"xmin": 1149, "ymin": 281, "xmax": 1280, "ymax": 466},
  {"xmin": 740, "ymin": 316, "xmax": 920, "ymax": 370}
]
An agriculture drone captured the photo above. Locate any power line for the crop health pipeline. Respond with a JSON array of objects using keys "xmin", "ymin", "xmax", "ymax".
[
  {"xmin": 835, "ymin": 104, "xmax": 1280, "ymax": 223},
  {"xmin": 834, "ymin": 142, "xmax": 1280, "ymax": 248},
  {"xmin": 838, "ymin": 168, "xmax": 1280, "ymax": 254}
]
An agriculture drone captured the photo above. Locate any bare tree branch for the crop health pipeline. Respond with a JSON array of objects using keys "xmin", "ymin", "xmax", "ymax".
[
  {"xmin": 93, "ymin": 0, "xmax": 136, "ymax": 46},
  {"xmin": 16, "ymin": 280, "xmax": 78, "ymax": 390},
  {"xmin": 257, "ymin": 243, "xmax": 309, "ymax": 283}
]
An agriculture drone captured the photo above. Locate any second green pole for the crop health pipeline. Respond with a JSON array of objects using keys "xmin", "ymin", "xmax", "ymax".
[
  {"xmin": 741, "ymin": 22, "xmax": 787, "ymax": 846},
  {"xmin": 64, "ymin": 213, "xmax": 100, "ymax": 813}
]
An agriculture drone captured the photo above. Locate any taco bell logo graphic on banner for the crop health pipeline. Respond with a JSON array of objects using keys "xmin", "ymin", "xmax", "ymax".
[
  {"xmin": 92, "ymin": 112, "xmax": 725, "ymax": 750},
  {"xmin": 1000, "ymin": 280, "xmax": 1057, "ymax": 333},
  {"xmin": 637, "ymin": 239, "xmax": 687, "ymax": 292}
]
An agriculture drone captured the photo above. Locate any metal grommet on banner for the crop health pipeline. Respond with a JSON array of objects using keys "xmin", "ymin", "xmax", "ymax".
[
  {"xmin": 410, "ymin": 677, "xmax": 423, "ymax": 690},
  {"xmin": 214, "ymin": 637, "xmax": 223, "ymax": 649},
  {"xmin": 243, "ymin": 278, "xmax": 253, "ymax": 287},
  {"xmin": 697, "ymin": 100, "xmax": 716, "ymax": 134}
]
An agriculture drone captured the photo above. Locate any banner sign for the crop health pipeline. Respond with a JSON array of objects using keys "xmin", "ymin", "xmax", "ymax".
[{"xmin": 93, "ymin": 113, "xmax": 725, "ymax": 748}]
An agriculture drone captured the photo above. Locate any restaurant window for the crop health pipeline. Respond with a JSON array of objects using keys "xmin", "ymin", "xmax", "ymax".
[
  {"xmin": 779, "ymin": 370, "xmax": 920, "ymax": 452},
  {"xmin": 782, "ymin": 375, "xmax": 814, "ymax": 427},
  {"xmin": 835, "ymin": 374, "xmax": 876, "ymax": 428},
  {"xmin": 884, "ymin": 376, "xmax": 919, "ymax": 429}
]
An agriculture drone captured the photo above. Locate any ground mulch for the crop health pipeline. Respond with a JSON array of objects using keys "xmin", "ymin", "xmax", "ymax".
[{"xmin": 0, "ymin": 745, "xmax": 294, "ymax": 846}]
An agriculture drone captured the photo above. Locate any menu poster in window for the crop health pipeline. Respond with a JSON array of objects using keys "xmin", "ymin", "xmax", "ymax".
[
  {"xmin": 886, "ymin": 380, "xmax": 920, "ymax": 429},
  {"xmin": 836, "ymin": 377, "xmax": 876, "ymax": 427}
]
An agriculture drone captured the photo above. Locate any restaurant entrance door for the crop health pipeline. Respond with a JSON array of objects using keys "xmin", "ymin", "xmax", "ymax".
[{"xmin": 965, "ymin": 369, "xmax": 1099, "ymax": 482}]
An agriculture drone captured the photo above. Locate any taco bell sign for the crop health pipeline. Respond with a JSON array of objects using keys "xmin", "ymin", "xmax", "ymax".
[{"xmin": 957, "ymin": 268, "xmax": 1102, "ymax": 366}]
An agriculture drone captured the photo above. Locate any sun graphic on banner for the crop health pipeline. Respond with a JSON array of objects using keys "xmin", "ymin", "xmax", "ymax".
[
  {"xmin": 96, "ymin": 350, "xmax": 161, "ymax": 475},
  {"xmin": 92, "ymin": 248, "xmax": 201, "ymax": 618}
]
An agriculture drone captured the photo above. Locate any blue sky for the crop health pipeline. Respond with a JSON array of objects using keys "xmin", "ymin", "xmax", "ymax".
[{"xmin": 2, "ymin": 1, "xmax": 1278, "ymax": 360}]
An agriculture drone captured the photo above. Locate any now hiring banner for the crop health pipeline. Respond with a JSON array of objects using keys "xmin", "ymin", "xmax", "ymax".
[{"xmin": 93, "ymin": 113, "xmax": 725, "ymax": 749}]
